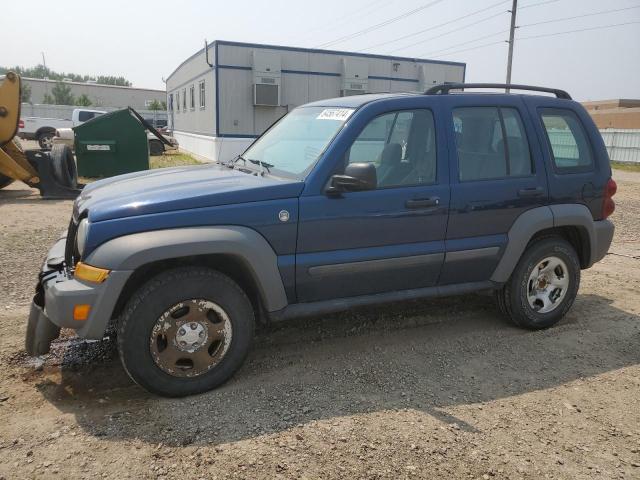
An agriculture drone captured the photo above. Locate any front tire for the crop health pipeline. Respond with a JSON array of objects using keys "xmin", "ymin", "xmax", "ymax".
[
  {"xmin": 497, "ymin": 236, "xmax": 580, "ymax": 329},
  {"xmin": 117, "ymin": 267, "xmax": 255, "ymax": 397}
]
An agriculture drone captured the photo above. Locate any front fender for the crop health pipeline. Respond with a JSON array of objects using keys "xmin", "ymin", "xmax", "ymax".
[{"xmin": 85, "ymin": 226, "xmax": 288, "ymax": 312}]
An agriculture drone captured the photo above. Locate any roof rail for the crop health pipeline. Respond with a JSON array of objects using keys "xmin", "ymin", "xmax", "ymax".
[{"xmin": 424, "ymin": 83, "xmax": 572, "ymax": 100}]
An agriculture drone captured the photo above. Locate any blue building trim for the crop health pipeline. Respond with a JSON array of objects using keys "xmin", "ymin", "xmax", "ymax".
[
  {"xmin": 215, "ymin": 42, "xmax": 220, "ymax": 137},
  {"xmin": 217, "ymin": 65, "xmax": 421, "ymax": 83},
  {"xmin": 166, "ymin": 39, "xmax": 466, "ymax": 82},
  {"xmin": 369, "ymin": 75, "xmax": 419, "ymax": 83}
]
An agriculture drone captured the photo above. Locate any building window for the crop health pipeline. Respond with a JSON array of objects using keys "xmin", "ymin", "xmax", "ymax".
[
  {"xmin": 175, "ymin": 91, "xmax": 180, "ymax": 112},
  {"xmin": 182, "ymin": 88, "xmax": 187, "ymax": 111},
  {"xmin": 199, "ymin": 80, "xmax": 205, "ymax": 109},
  {"xmin": 168, "ymin": 94, "xmax": 173, "ymax": 111},
  {"xmin": 189, "ymin": 84, "xmax": 195, "ymax": 110}
]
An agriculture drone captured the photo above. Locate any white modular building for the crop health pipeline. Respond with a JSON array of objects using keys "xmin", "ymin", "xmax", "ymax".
[{"xmin": 165, "ymin": 40, "xmax": 466, "ymax": 163}]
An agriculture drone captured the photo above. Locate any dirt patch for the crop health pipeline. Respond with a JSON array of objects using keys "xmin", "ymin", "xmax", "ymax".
[{"xmin": 0, "ymin": 170, "xmax": 639, "ymax": 479}]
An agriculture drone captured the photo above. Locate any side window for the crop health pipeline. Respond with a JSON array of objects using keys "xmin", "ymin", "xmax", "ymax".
[
  {"xmin": 540, "ymin": 109, "xmax": 593, "ymax": 172},
  {"xmin": 199, "ymin": 80, "xmax": 206, "ymax": 109},
  {"xmin": 453, "ymin": 107, "xmax": 532, "ymax": 181},
  {"xmin": 182, "ymin": 88, "xmax": 187, "ymax": 111},
  {"xmin": 78, "ymin": 111, "xmax": 96, "ymax": 122},
  {"xmin": 346, "ymin": 109, "xmax": 437, "ymax": 188},
  {"xmin": 176, "ymin": 91, "xmax": 180, "ymax": 112}
]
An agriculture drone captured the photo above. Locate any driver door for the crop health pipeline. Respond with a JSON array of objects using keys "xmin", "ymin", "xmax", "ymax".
[{"xmin": 295, "ymin": 106, "xmax": 450, "ymax": 302}]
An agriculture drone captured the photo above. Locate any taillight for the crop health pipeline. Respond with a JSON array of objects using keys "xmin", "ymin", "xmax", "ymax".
[
  {"xmin": 602, "ymin": 178, "xmax": 617, "ymax": 219},
  {"xmin": 18, "ymin": 119, "xmax": 24, "ymax": 129}
]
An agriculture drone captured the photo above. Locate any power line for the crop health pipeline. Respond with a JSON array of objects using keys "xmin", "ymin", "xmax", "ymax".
[
  {"xmin": 419, "ymin": 29, "xmax": 509, "ymax": 56},
  {"xmin": 517, "ymin": 20, "xmax": 640, "ymax": 40},
  {"xmin": 518, "ymin": 0, "xmax": 559, "ymax": 10},
  {"xmin": 361, "ymin": 0, "xmax": 509, "ymax": 52},
  {"xmin": 519, "ymin": 5, "xmax": 640, "ymax": 29},
  {"xmin": 428, "ymin": 20, "xmax": 640, "ymax": 58},
  {"xmin": 292, "ymin": 0, "xmax": 391, "ymax": 44},
  {"xmin": 384, "ymin": 10, "xmax": 508, "ymax": 54},
  {"xmin": 429, "ymin": 40, "xmax": 506, "ymax": 58},
  {"xmin": 314, "ymin": 0, "xmax": 445, "ymax": 48}
]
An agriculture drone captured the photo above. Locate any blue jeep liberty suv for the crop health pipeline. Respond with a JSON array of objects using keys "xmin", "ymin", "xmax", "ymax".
[{"xmin": 27, "ymin": 83, "xmax": 616, "ymax": 397}]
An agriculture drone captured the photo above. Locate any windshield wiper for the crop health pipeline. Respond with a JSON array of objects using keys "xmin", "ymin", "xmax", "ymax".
[{"xmin": 247, "ymin": 158, "xmax": 273, "ymax": 175}]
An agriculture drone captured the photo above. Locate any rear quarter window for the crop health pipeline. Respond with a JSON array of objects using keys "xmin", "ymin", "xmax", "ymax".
[{"xmin": 540, "ymin": 108, "xmax": 594, "ymax": 173}]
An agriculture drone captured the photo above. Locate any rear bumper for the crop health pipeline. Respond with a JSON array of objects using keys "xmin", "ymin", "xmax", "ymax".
[
  {"xmin": 25, "ymin": 237, "xmax": 131, "ymax": 355},
  {"xmin": 591, "ymin": 219, "xmax": 615, "ymax": 265}
]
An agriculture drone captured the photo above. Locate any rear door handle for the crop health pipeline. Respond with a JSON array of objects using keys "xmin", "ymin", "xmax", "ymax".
[
  {"xmin": 406, "ymin": 197, "xmax": 440, "ymax": 209},
  {"xmin": 517, "ymin": 187, "xmax": 544, "ymax": 198}
]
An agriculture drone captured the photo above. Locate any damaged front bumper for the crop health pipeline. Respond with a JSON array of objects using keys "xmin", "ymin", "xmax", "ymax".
[{"xmin": 25, "ymin": 236, "xmax": 131, "ymax": 356}]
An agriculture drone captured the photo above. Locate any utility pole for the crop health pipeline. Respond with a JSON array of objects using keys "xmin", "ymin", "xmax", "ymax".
[{"xmin": 505, "ymin": 0, "xmax": 518, "ymax": 92}]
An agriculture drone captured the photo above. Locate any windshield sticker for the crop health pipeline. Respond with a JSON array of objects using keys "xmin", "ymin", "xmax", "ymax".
[{"xmin": 316, "ymin": 108, "xmax": 355, "ymax": 121}]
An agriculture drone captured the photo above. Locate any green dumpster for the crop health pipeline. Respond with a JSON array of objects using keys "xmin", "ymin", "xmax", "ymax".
[{"xmin": 74, "ymin": 108, "xmax": 149, "ymax": 178}]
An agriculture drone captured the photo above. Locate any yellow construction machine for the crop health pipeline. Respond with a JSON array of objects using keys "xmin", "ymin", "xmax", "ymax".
[{"xmin": 0, "ymin": 71, "xmax": 81, "ymax": 198}]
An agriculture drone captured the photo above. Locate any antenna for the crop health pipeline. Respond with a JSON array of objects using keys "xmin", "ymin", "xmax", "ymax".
[{"xmin": 204, "ymin": 39, "xmax": 214, "ymax": 68}]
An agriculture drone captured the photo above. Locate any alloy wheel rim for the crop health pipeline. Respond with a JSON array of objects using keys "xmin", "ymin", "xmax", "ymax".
[
  {"xmin": 150, "ymin": 299, "xmax": 233, "ymax": 377},
  {"xmin": 526, "ymin": 256, "xmax": 569, "ymax": 314}
]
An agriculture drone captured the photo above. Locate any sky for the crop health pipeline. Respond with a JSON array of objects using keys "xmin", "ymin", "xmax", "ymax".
[{"xmin": 2, "ymin": 0, "xmax": 639, "ymax": 100}]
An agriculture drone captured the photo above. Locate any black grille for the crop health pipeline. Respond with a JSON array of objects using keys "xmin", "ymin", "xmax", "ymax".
[{"xmin": 64, "ymin": 218, "xmax": 78, "ymax": 268}]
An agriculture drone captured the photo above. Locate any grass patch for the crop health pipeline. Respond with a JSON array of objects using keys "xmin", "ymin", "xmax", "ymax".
[
  {"xmin": 150, "ymin": 151, "xmax": 203, "ymax": 169},
  {"xmin": 611, "ymin": 161, "xmax": 640, "ymax": 173}
]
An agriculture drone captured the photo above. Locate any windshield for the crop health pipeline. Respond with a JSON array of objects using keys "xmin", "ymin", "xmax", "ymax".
[{"xmin": 242, "ymin": 106, "xmax": 354, "ymax": 176}]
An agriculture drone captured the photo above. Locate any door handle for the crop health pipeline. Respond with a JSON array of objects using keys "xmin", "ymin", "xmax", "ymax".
[
  {"xmin": 517, "ymin": 187, "xmax": 544, "ymax": 198},
  {"xmin": 406, "ymin": 197, "xmax": 440, "ymax": 209}
]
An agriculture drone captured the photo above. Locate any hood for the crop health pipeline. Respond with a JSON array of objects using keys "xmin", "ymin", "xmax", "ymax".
[{"xmin": 76, "ymin": 164, "xmax": 304, "ymax": 222}]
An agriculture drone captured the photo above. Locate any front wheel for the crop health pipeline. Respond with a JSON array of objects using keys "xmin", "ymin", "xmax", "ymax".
[
  {"xmin": 497, "ymin": 236, "xmax": 580, "ymax": 329},
  {"xmin": 117, "ymin": 267, "xmax": 255, "ymax": 397}
]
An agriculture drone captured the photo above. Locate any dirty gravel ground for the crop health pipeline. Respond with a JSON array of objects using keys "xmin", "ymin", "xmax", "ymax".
[{"xmin": 0, "ymin": 169, "xmax": 639, "ymax": 480}]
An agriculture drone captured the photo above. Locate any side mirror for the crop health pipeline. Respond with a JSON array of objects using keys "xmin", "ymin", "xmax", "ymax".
[{"xmin": 327, "ymin": 162, "xmax": 377, "ymax": 195}]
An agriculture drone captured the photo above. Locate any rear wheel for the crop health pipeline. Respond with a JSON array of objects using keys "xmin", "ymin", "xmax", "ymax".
[
  {"xmin": 497, "ymin": 236, "xmax": 580, "ymax": 329},
  {"xmin": 117, "ymin": 267, "xmax": 255, "ymax": 397},
  {"xmin": 49, "ymin": 144, "xmax": 77, "ymax": 188},
  {"xmin": 37, "ymin": 130, "xmax": 55, "ymax": 150}
]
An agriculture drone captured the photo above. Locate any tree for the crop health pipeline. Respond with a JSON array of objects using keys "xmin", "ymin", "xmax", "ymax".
[
  {"xmin": 51, "ymin": 81, "xmax": 75, "ymax": 105},
  {"xmin": 1, "ymin": 65, "xmax": 132, "ymax": 87},
  {"xmin": 21, "ymin": 83, "xmax": 32, "ymax": 103},
  {"xmin": 76, "ymin": 94, "xmax": 92, "ymax": 106},
  {"xmin": 148, "ymin": 99, "xmax": 163, "ymax": 111},
  {"xmin": 43, "ymin": 93, "xmax": 55, "ymax": 104},
  {"xmin": 160, "ymin": 101, "xmax": 167, "ymax": 111}
]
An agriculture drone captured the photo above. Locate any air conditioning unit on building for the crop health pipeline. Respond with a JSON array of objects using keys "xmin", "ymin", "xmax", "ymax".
[
  {"xmin": 341, "ymin": 58, "xmax": 368, "ymax": 97},
  {"xmin": 253, "ymin": 51, "xmax": 281, "ymax": 107},
  {"xmin": 418, "ymin": 64, "xmax": 460, "ymax": 92}
]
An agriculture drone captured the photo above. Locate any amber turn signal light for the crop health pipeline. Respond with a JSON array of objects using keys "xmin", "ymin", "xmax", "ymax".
[
  {"xmin": 73, "ymin": 304, "xmax": 91, "ymax": 321},
  {"xmin": 74, "ymin": 262, "xmax": 110, "ymax": 283}
]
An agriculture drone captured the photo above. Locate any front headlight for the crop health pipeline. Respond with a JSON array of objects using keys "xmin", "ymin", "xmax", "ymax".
[{"xmin": 76, "ymin": 218, "xmax": 90, "ymax": 258}]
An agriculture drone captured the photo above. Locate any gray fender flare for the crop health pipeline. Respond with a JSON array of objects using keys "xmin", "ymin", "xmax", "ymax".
[
  {"xmin": 491, "ymin": 204, "xmax": 601, "ymax": 283},
  {"xmin": 85, "ymin": 226, "xmax": 288, "ymax": 312}
]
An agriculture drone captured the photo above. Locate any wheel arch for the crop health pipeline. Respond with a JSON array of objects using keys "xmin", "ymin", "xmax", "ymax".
[
  {"xmin": 491, "ymin": 204, "xmax": 597, "ymax": 283},
  {"xmin": 84, "ymin": 226, "xmax": 289, "ymax": 335},
  {"xmin": 35, "ymin": 126, "xmax": 56, "ymax": 138}
]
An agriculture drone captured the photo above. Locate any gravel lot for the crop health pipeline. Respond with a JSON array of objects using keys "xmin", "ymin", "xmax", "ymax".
[{"xmin": 0, "ymin": 168, "xmax": 638, "ymax": 479}]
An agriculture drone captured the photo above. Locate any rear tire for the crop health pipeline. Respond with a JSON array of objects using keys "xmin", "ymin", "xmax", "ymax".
[
  {"xmin": 117, "ymin": 267, "xmax": 255, "ymax": 397},
  {"xmin": 49, "ymin": 144, "xmax": 78, "ymax": 188},
  {"xmin": 149, "ymin": 139, "xmax": 164, "ymax": 156},
  {"xmin": 497, "ymin": 236, "xmax": 580, "ymax": 329}
]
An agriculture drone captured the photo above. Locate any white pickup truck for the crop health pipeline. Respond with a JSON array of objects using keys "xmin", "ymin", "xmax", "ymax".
[{"xmin": 18, "ymin": 108, "xmax": 106, "ymax": 149}]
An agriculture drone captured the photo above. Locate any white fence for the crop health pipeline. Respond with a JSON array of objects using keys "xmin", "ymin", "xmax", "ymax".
[
  {"xmin": 600, "ymin": 129, "xmax": 640, "ymax": 164},
  {"xmin": 20, "ymin": 103, "xmax": 167, "ymax": 122}
]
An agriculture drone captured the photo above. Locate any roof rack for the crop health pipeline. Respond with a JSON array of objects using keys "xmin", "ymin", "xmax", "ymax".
[{"xmin": 424, "ymin": 83, "xmax": 572, "ymax": 100}]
